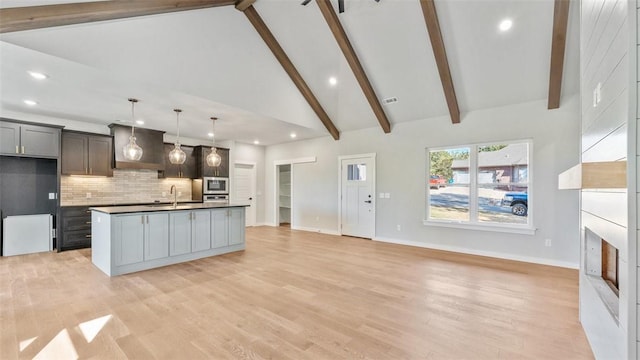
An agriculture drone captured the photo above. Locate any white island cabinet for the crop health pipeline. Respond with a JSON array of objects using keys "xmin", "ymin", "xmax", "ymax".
[{"xmin": 91, "ymin": 204, "xmax": 246, "ymax": 276}]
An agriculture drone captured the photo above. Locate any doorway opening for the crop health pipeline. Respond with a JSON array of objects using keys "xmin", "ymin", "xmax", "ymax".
[{"xmin": 277, "ymin": 164, "xmax": 291, "ymax": 227}]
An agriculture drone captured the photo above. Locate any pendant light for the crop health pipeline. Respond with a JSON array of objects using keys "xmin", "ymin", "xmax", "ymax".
[
  {"xmin": 168, "ymin": 109, "xmax": 186, "ymax": 165},
  {"xmin": 206, "ymin": 117, "xmax": 222, "ymax": 167},
  {"xmin": 123, "ymin": 98, "xmax": 143, "ymax": 161}
]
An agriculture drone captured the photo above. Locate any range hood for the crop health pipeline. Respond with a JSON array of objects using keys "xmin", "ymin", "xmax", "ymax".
[{"xmin": 109, "ymin": 124, "xmax": 165, "ymax": 170}]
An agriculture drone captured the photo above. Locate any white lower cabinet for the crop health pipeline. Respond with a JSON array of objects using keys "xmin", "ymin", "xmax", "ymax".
[
  {"xmin": 114, "ymin": 213, "xmax": 169, "ymax": 266},
  {"xmin": 211, "ymin": 208, "xmax": 229, "ymax": 248},
  {"xmin": 170, "ymin": 211, "xmax": 192, "ymax": 256},
  {"xmin": 170, "ymin": 210, "xmax": 212, "ymax": 255},
  {"xmin": 99, "ymin": 206, "xmax": 245, "ymax": 276},
  {"xmin": 192, "ymin": 210, "xmax": 211, "ymax": 252},
  {"xmin": 145, "ymin": 213, "xmax": 169, "ymax": 260},
  {"xmin": 229, "ymin": 207, "xmax": 245, "ymax": 245}
]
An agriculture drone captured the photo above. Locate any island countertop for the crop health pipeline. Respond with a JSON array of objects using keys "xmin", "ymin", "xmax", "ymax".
[{"xmin": 90, "ymin": 202, "xmax": 249, "ymax": 214}]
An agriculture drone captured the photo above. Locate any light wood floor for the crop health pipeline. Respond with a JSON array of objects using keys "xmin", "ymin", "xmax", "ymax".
[{"xmin": 1, "ymin": 226, "xmax": 593, "ymax": 359}]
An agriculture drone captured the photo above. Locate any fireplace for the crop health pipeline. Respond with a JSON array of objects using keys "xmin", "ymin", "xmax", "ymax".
[{"xmin": 585, "ymin": 228, "xmax": 619, "ymax": 321}]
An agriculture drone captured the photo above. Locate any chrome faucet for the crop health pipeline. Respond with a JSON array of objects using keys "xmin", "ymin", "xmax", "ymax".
[{"xmin": 170, "ymin": 185, "xmax": 177, "ymax": 208}]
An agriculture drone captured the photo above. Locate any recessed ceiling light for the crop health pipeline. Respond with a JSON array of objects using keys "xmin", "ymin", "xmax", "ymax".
[
  {"xmin": 136, "ymin": 120, "xmax": 144, "ymax": 125},
  {"xmin": 27, "ymin": 71, "xmax": 48, "ymax": 80},
  {"xmin": 328, "ymin": 77, "xmax": 338, "ymax": 86},
  {"xmin": 253, "ymin": 140, "xmax": 260, "ymax": 145},
  {"xmin": 499, "ymin": 19, "xmax": 513, "ymax": 32},
  {"xmin": 208, "ymin": 132, "xmax": 214, "ymax": 137},
  {"xmin": 23, "ymin": 99, "xmax": 38, "ymax": 106},
  {"xmin": 290, "ymin": 133, "xmax": 297, "ymax": 139}
]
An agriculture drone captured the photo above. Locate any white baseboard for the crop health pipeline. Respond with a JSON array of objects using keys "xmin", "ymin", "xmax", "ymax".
[
  {"xmin": 373, "ymin": 236, "xmax": 579, "ymax": 269},
  {"xmin": 252, "ymin": 222, "xmax": 273, "ymax": 227},
  {"xmin": 291, "ymin": 225, "xmax": 340, "ymax": 236}
]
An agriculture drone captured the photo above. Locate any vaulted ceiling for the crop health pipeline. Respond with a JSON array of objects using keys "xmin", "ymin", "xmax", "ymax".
[{"xmin": 0, "ymin": 0, "xmax": 579, "ymax": 146}]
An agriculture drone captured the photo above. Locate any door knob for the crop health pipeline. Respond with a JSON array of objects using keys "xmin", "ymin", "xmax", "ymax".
[
  {"xmin": 364, "ymin": 200, "xmax": 372, "ymax": 203},
  {"xmin": 249, "ymin": 197, "xmax": 253, "ymax": 201}
]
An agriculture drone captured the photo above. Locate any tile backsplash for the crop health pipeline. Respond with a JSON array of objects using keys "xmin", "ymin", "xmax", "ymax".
[{"xmin": 61, "ymin": 169, "xmax": 193, "ymax": 206}]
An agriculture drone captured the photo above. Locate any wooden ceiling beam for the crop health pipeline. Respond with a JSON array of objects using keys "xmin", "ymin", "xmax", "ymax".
[
  {"xmin": 235, "ymin": 0, "xmax": 256, "ymax": 12},
  {"xmin": 316, "ymin": 0, "xmax": 391, "ymax": 133},
  {"xmin": 239, "ymin": 5, "xmax": 340, "ymax": 140},
  {"xmin": 419, "ymin": 0, "xmax": 460, "ymax": 124},
  {"xmin": 547, "ymin": 0, "xmax": 570, "ymax": 109},
  {"xmin": 0, "ymin": 0, "xmax": 236, "ymax": 33}
]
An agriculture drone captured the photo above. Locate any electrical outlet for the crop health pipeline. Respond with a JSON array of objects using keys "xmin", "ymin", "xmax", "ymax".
[
  {"xmin": 545, "ymin": 239, "xmax": 552, "ymax": 247},
  {"xmin": 379, "ymin": 193, "xmax": 385, "ymax": 198},
  {"xmin": 397, "ymin": 224, "xmax": 401, "ymax": 231},
  {"xmin": 315, "ymin": 216, "xmax": 320, "ymax": 221},
  {"xmin": 162, "ymin": 192, "xmax": 167, "ymax": 197},
  {"xmin": 178, "ymin": 191, "xmax": 182, "ymax": 196},
  {"xmin": 385, "ymin": 193, "xmax": 390, "ymax": 198},
  {"xmin": 86, "ymin": 192, "xmax": 92, "ymax": 199},
  {"xmin": 48, "ymin": 193, "xmax": 55, "ymax": 200}
]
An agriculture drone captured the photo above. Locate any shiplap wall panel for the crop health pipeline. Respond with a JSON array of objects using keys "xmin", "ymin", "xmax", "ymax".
[
  {"xmin": 582, "ymin": 54, "xmax": 629, "ymax": 128},
  {"xmin": 583, "ymin": 211, "xmax": 628, "ymax": 259},
  {"xmin": 583, "ymin": 123, "xmax": 627, "ymax": 162},
  {"xmin": 583, "ymin": 0, "xmax": 627, "ymax": 78},
  {"xmin": 583, "ymin": 191, "xmax": 628, "ymax": 227},
  {"xmin": 584, "ymin": 1, "xmax": 628, "ymax": 84},
  {"xmin": 582, "ymin": 0, "xmax": 608, "ymax": 71},
  {"xmin": 583, "ymin": 90, "xmax": 628, "ymax": 152}
]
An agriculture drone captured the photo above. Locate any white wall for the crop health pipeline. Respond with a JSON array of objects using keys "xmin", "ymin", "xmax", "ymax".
[{"xmin": 265, "ymin": 97, "xmax": 581, "ymax": 267}]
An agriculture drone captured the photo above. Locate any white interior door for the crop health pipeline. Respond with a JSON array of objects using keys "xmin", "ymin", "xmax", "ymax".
[
  {"xmin": 340, "ymin": 155, "xmax": 375, "ymax": 238},
  {"xmin": 234, "ymin": 163, "xmax": 256, "ymax": 226}
]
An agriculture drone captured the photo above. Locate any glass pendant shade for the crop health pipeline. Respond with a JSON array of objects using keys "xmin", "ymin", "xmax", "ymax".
[
  {"xmin": 169, "ymin": 109, "xmax": 186, "ymax": 165},
  {"xmin": 206, "ymin": 147, "xmax": 222, "ymax": 166},
  {"xmin": 207, "ymin": 116, "xmax": 221, "ymax": 167},
  {"xmin": 123, "ymin": 98, "xmax": 143, "ymax": 161},
  {"xmin": 123, "ymin": 135, "xmax": 143, "ymax": 161},
  {"xmin": 169, "ymin": 143, "xmax": 186, "ymax": 164}
]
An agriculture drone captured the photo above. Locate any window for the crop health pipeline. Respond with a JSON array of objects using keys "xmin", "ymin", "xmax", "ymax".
[{"xmin": 425, "ymin": 140, "xmax": 533, "ymax": 234}]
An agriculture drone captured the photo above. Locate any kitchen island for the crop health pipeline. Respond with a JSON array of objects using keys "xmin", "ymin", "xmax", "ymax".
[{"xmin": 90, "ymin": 203, "xmax": 247, "ymax": 276}]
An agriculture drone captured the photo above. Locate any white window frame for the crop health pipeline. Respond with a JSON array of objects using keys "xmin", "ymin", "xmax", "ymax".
[{"xmin": 424, "ymin": 139, "xmax": 536, "ymax": 235}]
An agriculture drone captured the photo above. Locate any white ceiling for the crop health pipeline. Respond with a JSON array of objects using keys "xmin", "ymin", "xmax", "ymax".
[{"xmin": 0, "ymin": 0, "xmax": 579, "ymax": 146}]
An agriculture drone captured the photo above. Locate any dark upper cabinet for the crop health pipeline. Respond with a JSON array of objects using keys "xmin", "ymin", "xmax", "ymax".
[
  {"xmin": 195, "ymin": 146, "xmax": 229, "ymax": 178},
  {"xmin": 109, "ymin": 124, "xmax": 165, "ymax": 170},
  {"xmin": 62, "ymin": 131, "xmax": 113, "ymax": 176},
  {"xmin": 158, "ymin": 143, "xmax": 196, "ymax": 179},
  {"xmin": 0, "ymin": 120, "xmax": 60, "ymax": 158}
]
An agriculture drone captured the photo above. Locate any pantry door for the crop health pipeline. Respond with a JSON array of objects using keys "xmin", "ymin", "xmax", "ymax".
[
  {"xmin": 233, "ymin": 162, "xmax": 256, "ymax": 226},
  {"xmin": 339, "ymin": 154, "xmax": 375, "ymax": 239}
]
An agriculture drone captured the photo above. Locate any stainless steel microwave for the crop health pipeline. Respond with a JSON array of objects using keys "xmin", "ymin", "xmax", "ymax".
[{"xmin": 203, "ymin": 177, "xmax": 229, "ymax": 194}]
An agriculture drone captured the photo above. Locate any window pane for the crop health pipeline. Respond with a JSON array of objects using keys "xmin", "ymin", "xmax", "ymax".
[
  {"xmin": 429, "ymin": 185, "xmax": 469, "ymax": 221},
  {"xmin": 478, "ymin": 185, "xmax": 528, "ymax": 224},
  {"xmin": 476, "ymin": 143, "xmax": 528, "ymax": 224},
  {"xmin": 347, "ymin": 164, "xmax": 366, "ymax": 181},
  {"xmin": 477, "ymin": 143, "xmax": 529, "ymax": 185},
  {"xmin": 429, "ymin": 148, "xmax": 470, "ymax": 221}
]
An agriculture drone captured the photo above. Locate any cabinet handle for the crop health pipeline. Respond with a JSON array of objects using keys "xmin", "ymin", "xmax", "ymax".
[
  {"xmin": 85, "ymin": 221, "xmax": 91, "ymax": 224},
  {"xmin": 15, "ymin": 145, "xmax": 18, "ymax": 154},
  {"xmin": 85, "ymin": 167, "xmax": 88, "ymax": 174},
  {"xmin": 85, "ymin": 234, "xmax": 92, "ymax": 238},
  {"xmin": 21, "ymin": 146, "xmax": 25, "ymax": 154},
  {"xmin": 146, "ymin": 215, "xmax": 149, "ymax": 224}
]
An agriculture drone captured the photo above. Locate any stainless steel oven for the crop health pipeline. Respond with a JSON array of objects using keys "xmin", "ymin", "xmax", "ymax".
[{"xmin": 203, "ymin": 177, "xmax": 229, "ymax": 195}]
